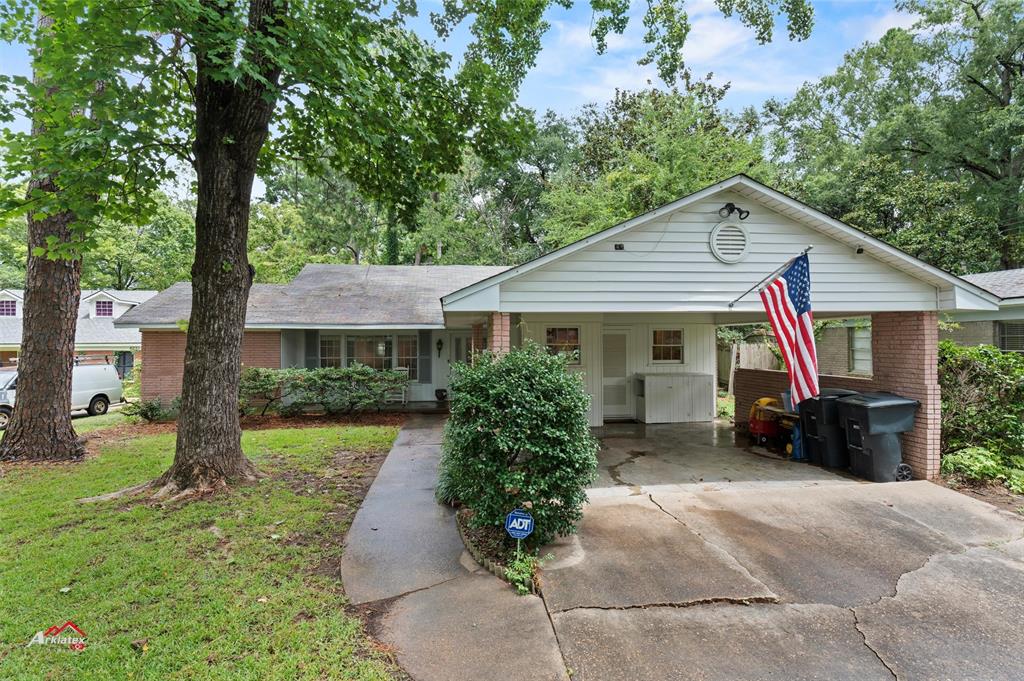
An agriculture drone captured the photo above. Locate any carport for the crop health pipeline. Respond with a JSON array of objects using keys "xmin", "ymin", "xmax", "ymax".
[{"xmin": 442, "ymin": 176, "xmax": 1000, "ymax": 480}]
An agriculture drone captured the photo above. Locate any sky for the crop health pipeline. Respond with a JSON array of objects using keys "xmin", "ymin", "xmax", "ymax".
[
  {"xmin": 0, "ymin": 0, "xmax": 914, "ymax": 195},
  {"xmin": 0, "ymin": 1, "xmax": 914, "ymax": 119}
]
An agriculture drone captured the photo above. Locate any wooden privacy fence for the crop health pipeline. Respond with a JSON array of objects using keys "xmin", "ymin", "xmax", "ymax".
[{"xmin": 718, "ymin": 342, "xmax": 781, "ymax": 392}]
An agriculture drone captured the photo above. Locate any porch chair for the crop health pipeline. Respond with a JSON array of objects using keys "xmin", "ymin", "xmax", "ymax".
[{"xmin": 386, "ymin": 367, "xmax": 410, "ymax": 406}]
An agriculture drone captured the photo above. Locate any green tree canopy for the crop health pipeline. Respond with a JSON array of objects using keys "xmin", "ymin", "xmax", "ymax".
[
  {"xmin": 766, "ymin": 0, "xmax": 1024, "ymax": 270},
  {"xmin": 541, "ymin": 84, "xmax": 774, "ymax": 248}
]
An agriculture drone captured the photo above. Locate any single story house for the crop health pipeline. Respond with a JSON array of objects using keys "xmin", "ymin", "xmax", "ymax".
[
  {"xmin": 117, "ymin": 175, "xmax": 999, "ymax": 479},
  {"xmin": 0, "ymin": 288, "xmax": 157, "ymax": 375}
]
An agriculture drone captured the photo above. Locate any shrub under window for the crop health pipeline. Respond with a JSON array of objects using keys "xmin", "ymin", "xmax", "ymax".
[{"xmin": 437, "ymin": 343, "xmax": 598, "ymax": 546}]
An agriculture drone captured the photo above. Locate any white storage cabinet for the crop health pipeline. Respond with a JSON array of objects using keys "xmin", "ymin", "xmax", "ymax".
[{"xmin": 635, "ymin": 373, "xmax": 714, "ymax": 423}]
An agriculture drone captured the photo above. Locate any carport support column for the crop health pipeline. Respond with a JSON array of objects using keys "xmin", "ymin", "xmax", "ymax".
[
  {"xmin": 487, "ymin": 312, "xmax": 511, "ymax": 354},
  {"xmin": 869, "ymin": 312, "xmax": 941, "ymax": 479}
]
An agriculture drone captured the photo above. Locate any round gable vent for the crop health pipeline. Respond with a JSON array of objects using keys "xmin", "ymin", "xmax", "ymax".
[{"xmin": 710, "ymin": 221, "xmax": 750, "ymax": 263}]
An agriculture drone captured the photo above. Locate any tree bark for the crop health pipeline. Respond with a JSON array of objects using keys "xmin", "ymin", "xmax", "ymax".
[
  {"xmin": 0, "ymin": 13, "xmax": 85, "ymax": 462},
  {"xmin": 155, "ymin": 0, "xmax": 284, "ymax": 494}
]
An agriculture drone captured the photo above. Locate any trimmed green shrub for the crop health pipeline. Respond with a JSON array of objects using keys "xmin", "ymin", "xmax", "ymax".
[
  {"xmin": 122, "ymin": 397, "xmax": 177, "ymax": 422},
  {"xmin": 437, "ymin": 343, "xmax": 599, "ymax": 546},
  {"xmin": 940, "ymin": 447, "xmax": 1007, "ymax": 482},
  {"xmin": 239, "ymin": 367, "xmax": 304, "ymax": 415},
  {"xmin": 238, "ymin": 365, "xmax": 408, "ymax": 416}
]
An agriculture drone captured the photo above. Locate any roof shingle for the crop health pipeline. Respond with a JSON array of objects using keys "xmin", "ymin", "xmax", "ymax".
[
  {"xmin": 117, "ymin": 265, "xmax": 508, "ymax": 328},
  {"xmin": 962, "ymin": 269, "xmax": 1024, "ymax": 299}
]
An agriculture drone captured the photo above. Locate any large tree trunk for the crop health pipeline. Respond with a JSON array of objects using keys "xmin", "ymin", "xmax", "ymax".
[
  {"xmin": 154, "ymin": 0, "xmax": 283, "ymax": 495},
  {"xmin": 0, "ymin": 13, "xmax": 85, "ymax": 462}
]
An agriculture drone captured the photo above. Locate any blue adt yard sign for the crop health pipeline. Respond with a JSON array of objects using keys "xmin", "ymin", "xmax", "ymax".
[{"xmin": 505, "ymin": 509, "xmax": 534, "ymax": 540}]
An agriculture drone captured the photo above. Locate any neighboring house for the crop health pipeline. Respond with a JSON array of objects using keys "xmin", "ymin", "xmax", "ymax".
[
  {"xmin": 118, "ymin": 175, "xmax": 999, "ymax": 480},
  {"xmin": 0, "ymin": 289, "xmax": 157, "ymax": 376},
  {"xmin": 948, "ymin": 268, "xmax": 1024, "ymax": 351}
]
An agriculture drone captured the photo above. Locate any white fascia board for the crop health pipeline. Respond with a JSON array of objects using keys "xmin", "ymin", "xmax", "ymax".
[
  {"xmin": 0, "ymin": 289, "xmax": 23, "ymax": 300},
  {"xmin": 81, "ymin": 290, "xmax": 138, "ymax": 306},
  {"xmin": 952, "ymin": 286, "xmax": 1001, "ymax": 312},
  {"xmin": 441, "ymin": 177, "xmax": 747, "ymax": 308},
  {"xmin": 440, "ymin": 284, "xmax": 500, "ymax": 312}
]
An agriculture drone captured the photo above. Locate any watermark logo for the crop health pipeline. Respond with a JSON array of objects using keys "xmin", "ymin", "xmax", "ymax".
[{"xmin": 27, "ymin": 620, "xmax": 87, "ymax": 651}]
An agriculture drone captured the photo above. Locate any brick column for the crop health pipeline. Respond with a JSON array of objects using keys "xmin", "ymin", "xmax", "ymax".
[
  {"xmin": 487, "ymin": 312, "xmax": 511, "ymax": 354},
  {"xmin": 869, "ymin": 312, "xmax": 941, "ymax": 479},
  {"xmin": 470, "ymin": 323, "xmax": 487, "ymax": 357}
]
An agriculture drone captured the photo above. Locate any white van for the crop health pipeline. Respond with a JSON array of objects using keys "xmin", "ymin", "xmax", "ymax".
[{"xmin": 0, "ymin": 364, "xmax": 124, "ymax": 429}]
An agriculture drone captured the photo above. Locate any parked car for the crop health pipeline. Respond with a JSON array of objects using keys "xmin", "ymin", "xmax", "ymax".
[{"xmin": 0, "ymin": 365, "xmax": 124, "ymax": 429}]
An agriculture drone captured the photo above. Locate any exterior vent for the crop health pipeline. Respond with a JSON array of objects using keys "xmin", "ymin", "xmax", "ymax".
[{"xmin": 710, "ymin": 221, "xmax": 750, "ymax": 263}]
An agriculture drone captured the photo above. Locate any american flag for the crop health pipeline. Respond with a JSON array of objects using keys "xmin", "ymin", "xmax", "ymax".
[{"xmin": 759, "ymin": 253, "xmax": 819, "ymax": 405}]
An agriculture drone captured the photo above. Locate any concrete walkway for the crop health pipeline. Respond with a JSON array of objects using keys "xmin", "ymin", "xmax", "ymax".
[
  {"xmin": 340, "ymin": 415, "xmax": 568, "ymax": 680},
  {"xmin": 343, "ymin": 417, "xmax": 1024, "ymax": 681}
]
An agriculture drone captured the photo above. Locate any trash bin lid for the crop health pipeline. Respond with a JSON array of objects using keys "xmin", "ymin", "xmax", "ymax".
[
  {"xmin": 817, "ymin": 388, "xmax": 859, "ymax": 400},
  {"xmin": 837, "ymin": 391, "xmax": 919, "ymax": 409}
]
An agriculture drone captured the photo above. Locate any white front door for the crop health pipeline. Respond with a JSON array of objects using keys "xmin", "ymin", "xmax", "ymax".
[
  {"xmin": 444, "ymin": 332, "xmax": 472, "ymax": 387},
  {"xmin": 602, "ymin": 331, "xmax": 630, "ymax": 419}
]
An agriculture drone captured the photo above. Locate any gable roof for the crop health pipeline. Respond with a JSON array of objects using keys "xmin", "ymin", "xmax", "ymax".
[
  {"xmin": 0, "ymin": 317, "xmax": 143, "ymax": 348},
  {"xmin": 0, "ymin": 289, "xmax": 157, "ymax": 305},
  {"xmin": 442, "ymin": 175, "xmax": 999, "ymax": 311},
  {"xmin": 962, "ymin": 268, "xmax": 1024, "ymax": 299},
  {"xmin": 117, "ymin": 265, "xmax": 508, "ymax": 329},
  {"xmin": 80, "ymin": 289, "xmax": 158, "ymax": 306}
]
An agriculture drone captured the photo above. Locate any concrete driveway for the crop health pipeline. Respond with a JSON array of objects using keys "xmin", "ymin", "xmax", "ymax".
[
  {"xmin": 543, "ymin": 481, "xmax": 1024, "ymax": 681},
  {"xmin": 343, "ymin": 417, "xmax": 1024, "ymax": 681}
]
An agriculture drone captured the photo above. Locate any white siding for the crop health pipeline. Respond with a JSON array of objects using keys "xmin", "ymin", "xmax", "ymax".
[
  {"xmin": 500, "ymin": 190, "xmax": 938, "ymax": 314},
  {"xmin": 519, "ymin": 313, "xmax": 716, "ymax": 426}
]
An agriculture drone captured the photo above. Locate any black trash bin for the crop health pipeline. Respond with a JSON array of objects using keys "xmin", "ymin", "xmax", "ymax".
[
  {"xmin": 798, "ymin": 388, "xmax": 859, "ymax": 468},
  {"xmin": 836, "ymin": 392, "xmax": 919, "ymax": 482}
]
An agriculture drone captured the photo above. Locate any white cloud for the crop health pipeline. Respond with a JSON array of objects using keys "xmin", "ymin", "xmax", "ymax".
[
  {"xmin": 681, "ymin": 16, "xmax": 751, "ymax": 63},
  {"xmin": 852, "ymin": 9, "xmax": 917, "ymax": 42},
  {"xmin": 569, "ymin": 62, "xmax": 662, "ymax": 103}
]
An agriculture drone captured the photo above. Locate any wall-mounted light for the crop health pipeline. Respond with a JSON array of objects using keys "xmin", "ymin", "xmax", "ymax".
[
  {"xmin": 718, "ymin": 202, "xmax": 750, "ymax": 220},
  {"xmin": 436, "ymin": 338, "xmax": 444, "ymax": 358}
]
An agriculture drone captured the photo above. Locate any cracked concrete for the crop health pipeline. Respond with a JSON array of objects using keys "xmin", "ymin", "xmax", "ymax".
[{"xmin": 343, "ymin": 417, "xmax": 1024, "ymax": 680}]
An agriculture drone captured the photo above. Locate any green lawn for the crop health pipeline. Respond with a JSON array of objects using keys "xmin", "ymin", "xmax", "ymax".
[
  {"xmin": 0, "ymin": 425, "xmax": 400, "ymax": 680},
  {"xmin": 72, "ymin": 410, "xmax": 130, "ymax": 433}
]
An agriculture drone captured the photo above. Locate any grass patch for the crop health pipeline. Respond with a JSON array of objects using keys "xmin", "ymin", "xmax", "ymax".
[
  {"xmin": 0, "ymin": 425, "xmax": 400, "ymax": 679},
  {"xmin": 72, "ymin": 410, "xmax": 129, "ymax": 434},
  {"xmin": 716, "ymin": 391, "xmax": 735, "ymax": 420}
]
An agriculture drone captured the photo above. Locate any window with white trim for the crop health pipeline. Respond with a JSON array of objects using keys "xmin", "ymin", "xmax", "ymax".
[
  {"xmin": 347, "ymin": 335, "xmax": 393, "ymax": 371},
  {"xmin": 319, "ymin": 336, "xmax": 342, "ymax": 368},
  {"xmin": 0, "ymin": 300, "xmax": 15, "ymax": 316},
  {"xmin": 998, "ymin": 322, "xmax": 1024, "ymax": 352},
  {"xmin": 397, "ymin": 335, "xmax": 418, "ymax": 380},
  {"xmin": 651, "ymin": 328, "xmax": 684, "ymax": 363},
  {"xmin": 95, "ymin": 300, "xmax": 114, "ymax": 317},
  {"xmin": 848, "ymin": 326, "xmax": 872, "ymax": 374},
  {"xmin": 545, "ymin": 327, "xmax": 581, "ymax": 364}
]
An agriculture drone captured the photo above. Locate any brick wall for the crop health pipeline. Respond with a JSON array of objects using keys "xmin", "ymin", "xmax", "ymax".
[
  {"xmin": 735, "ymin": 311, "xmax": 941, "ymax": 479},
  {"xmin": 0, "ymin": 351, "xmax": 16, "ymax": 367},
  {"xmin": 816, "ymin": 327, "xmax": 848, "ymax": 376},
  {"xmin": 941, "ymin": 320, "xmax": 995, "ymax": 346},
  {"xmin": 487, "ymin": 312, "xmax": 511, "ymax": 353},
  {"xmin": 140, "ymin": 330, "xmax": 281, "ymax": 402}
]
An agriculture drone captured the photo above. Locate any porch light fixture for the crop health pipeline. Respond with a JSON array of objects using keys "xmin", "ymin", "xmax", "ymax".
[
  {"xmin": 436, "ymin": 338, "xmax": 444, "ymax": 357},
  {"xmin": 717, "ymin": 202, "xmax": 750, "ymax": 220}
]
